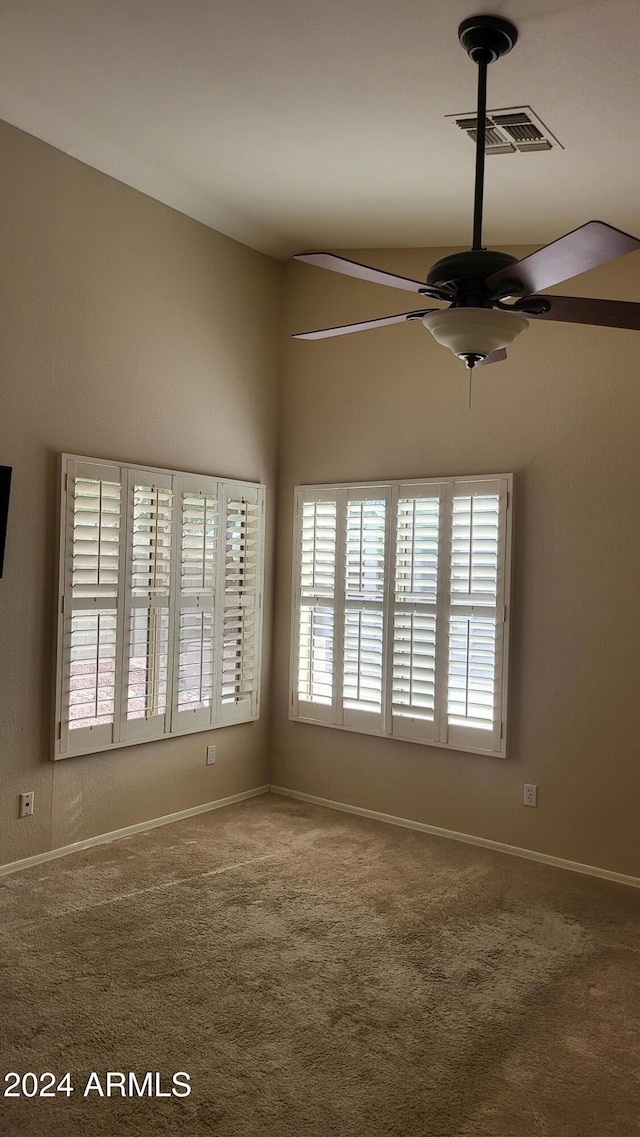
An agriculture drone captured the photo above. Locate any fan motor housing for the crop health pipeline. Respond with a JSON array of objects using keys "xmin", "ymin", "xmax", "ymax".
[{"xmin": 426, "ymin": 249, "xmax": 520, "ymax": 305}]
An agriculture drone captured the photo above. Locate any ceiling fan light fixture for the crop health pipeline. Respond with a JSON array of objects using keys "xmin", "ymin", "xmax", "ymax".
[{"xmin": 421, "ymin": 307, "xmax": 529, "ymax": 362}]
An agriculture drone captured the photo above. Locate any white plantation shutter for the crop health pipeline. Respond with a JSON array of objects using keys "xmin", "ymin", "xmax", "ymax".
[
  {"xmin": 58, "ymin": 460, "xmax": 123, "ymax": 756},
  {"xmin": 55, "ymin": 456, "xmax": 265, "ymax": 759},
  {"xmin": 446, "ymin": 481, "xmax": 508, "ymax": 753},
  {"xmin": 220, "ymin": 486, "xmax": 264, "ymax": 723},
  {"xmin": 173, "ymin": 476, "xmax": 219, "ymax": 730},
  {"xmin": 291, "ymin": 475, "xmax": 512, "ymax": 757},
  {"xmin": 342, "ymin": 491, "xmax": 388, "ymax": 731},
  {"xmin": 391, "ymin": 487, "xmax": 444, "ymax": 742},
  {"xmin": 294, "ymin": 492, "xmax": 338, "ymax": 722},
  {"xmin": 123, "ymin": 472, "xmax": 173, "ymax": 740}
]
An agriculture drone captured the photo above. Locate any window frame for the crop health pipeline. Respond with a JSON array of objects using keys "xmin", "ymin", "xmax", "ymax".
[
  {"xmin": 53, "ymin": 453, "xmax": 265, "ymax": 761},
  {"xmin": 289, "ymin": 473, "xmax": 513, "ymax": 759}
]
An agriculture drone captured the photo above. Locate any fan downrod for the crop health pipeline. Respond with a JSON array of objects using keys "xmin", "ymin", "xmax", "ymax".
[{"xmin": 458, "ymin": 15, "xmax": 518, "ymax": 63}]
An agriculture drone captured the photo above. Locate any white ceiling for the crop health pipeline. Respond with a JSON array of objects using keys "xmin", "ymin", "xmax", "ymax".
[{"xmin": 1, "ymin": 0, "xmax": 639, "ymax": 259}]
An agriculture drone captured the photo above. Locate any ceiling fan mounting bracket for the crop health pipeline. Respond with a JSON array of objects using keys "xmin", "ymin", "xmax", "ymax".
[
  {"xmin": 426, "ymin": 249, "xmax": 519, "ymax": 305},
  {"xmin": 458, "ymin": 15, "xmax": 518, "ymax": 64}
]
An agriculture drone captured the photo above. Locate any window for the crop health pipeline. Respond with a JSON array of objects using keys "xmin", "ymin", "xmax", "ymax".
[
  {"xmin": 290, "ymin": 474, "xmax": 512, "ymax": 757},
  {"xmin": 54, "ymin": 454, "xmax": 265, "ymax": 760}
]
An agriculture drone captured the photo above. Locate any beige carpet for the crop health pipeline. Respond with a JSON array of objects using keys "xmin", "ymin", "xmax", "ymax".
[{"xmin": 1, "ymin": 792, "xmax": 639, "ymax": 1137}]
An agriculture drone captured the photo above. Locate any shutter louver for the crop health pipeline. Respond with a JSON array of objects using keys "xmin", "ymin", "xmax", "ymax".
[
  {"xmin": 448, "ymin": 615, "xmax": 497, "ymax": 727},
  {"xmin": 298, "ymin": 606, "xmax": 334, "ymax": 705},
  {"xmin": 178, "ymin": 608, "xmax": 214, "ymax": 711},
  {"xmin": 392, "ymin": 493, "xmax": 441, "ymax": 740},
  {"xmin": 447, "ymin": 489, "xmax": 503, "ymax": 748},
  {"xmin": 297, "ymin": 499, "xmax": 337, "ymax": 710},
  {"xmin": 343, "ymin": 497, "xmax": 385, "ymax": 723},
  {"xmin": 125, "ymin": 481, "xmax": 173, "ymax": 734},
  {"xmin": 175, "ymin": 488, "xmax": 218, "ymax": 725},
  {"xmin": 68, "ymin": 611, "xmax": 118, "ymax": 728},
  {"xmin": 60, "ymin": 464, "xmax": 122, "ymax": 753},
  {"xmin": 220, "ymin": 493, "xmax": 262, "ymax": 720}
]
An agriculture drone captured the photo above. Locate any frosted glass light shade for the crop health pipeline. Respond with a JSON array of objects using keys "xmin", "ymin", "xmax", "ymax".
[{"xmin": 422, "ymin": 307, "xmax": 529, "ymax": 359}]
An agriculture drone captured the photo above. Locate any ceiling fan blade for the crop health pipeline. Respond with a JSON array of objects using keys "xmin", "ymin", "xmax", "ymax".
[
  {"xmin": 294, "ymin": 253, "xmax": 453, "ymax": 300},
  {"xmin": 514, "ymin": 294, "xmax": 640, "ymax": 331},
  {"xmin": 477, "ymin": 347, "xmax": 507, "ymax": 366},
  {"xmin": 292, "ymin": 310, "xmax": 435, "ymax": 340},
  {"xmin": 486, "ymin": 221, "xmax": 640, "ymax": 297}
]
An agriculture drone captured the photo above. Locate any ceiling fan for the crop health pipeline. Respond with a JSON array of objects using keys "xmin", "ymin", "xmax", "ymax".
[{"xmin": 292, "ymin": 14, "xmax": 640, "ymax": 370}]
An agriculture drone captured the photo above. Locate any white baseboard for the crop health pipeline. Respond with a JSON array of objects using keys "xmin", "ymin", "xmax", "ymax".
[
  {"xmin": 269, "ymin": 785, "xmax": 640, "ymax": 890},
  {"xmin": 0, "ymin": 786, "xmax": 270, "ymax": 878}
]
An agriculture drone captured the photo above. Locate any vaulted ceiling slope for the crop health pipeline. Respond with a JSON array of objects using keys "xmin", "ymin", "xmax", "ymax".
[{"xmin": 0, "ymin": 0, "xmax": 638, "ymax": 259}]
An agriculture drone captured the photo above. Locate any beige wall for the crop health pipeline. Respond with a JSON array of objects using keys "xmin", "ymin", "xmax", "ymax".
[
  {"xmin": 272, "ymin": 246, "xmax": 640, "ymax": 878},
  {"xmin": 0, "ymin": 120, "xmax": 282, "ymax": 867}
]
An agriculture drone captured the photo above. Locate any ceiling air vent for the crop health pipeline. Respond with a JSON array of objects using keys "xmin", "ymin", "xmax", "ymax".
[{"xmin": 446, "ymin": 106, "xmax": 563, "ymax": 154}]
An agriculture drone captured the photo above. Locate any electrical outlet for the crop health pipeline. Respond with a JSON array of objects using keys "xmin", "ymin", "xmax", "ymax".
[
  {"xmin": 206, "ymin": 745, "xmax": 216, "ymax": 766},
  {"xmin": 523, "ymin": 783, "xmax": 537, "ymax": 807},
  {"xmin": 19, "ymin": 791, "xmax": 34, "ymax": 818}
]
